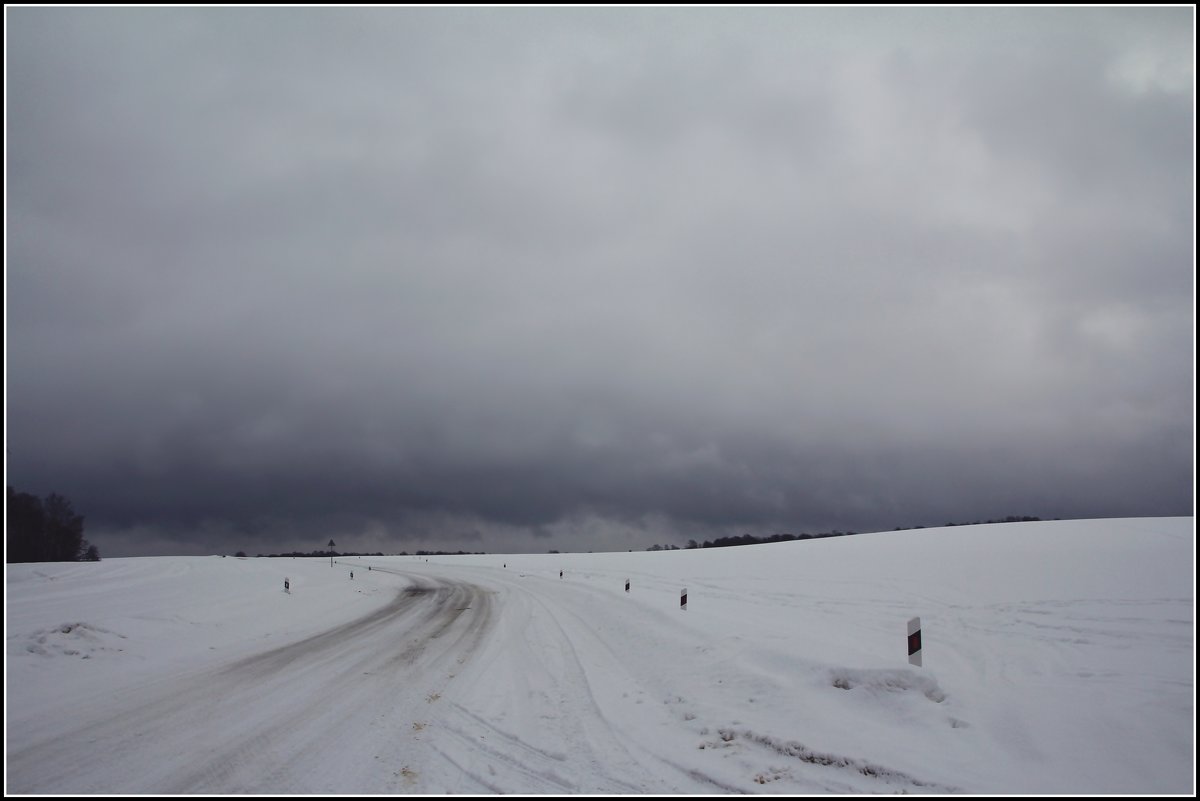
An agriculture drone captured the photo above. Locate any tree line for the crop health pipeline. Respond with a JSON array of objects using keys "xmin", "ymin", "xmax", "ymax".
[
  {"xmin": 645, "ymin": 516, "xmax": 1047, "ymax": 551},
  {"xmin": 664, "ymin": 530, "xmax": 857, "ymax": 550},
  {"xmin": 894, "ymin": 515, "xmax": 1046, "ymax": 530},
  {"xmin": 6, "ymin": 486, "xmax": 99, "ymax": 563},
  {"xmin": 246, "ymin": 549, "xmax": 486, "ymax": 558}
]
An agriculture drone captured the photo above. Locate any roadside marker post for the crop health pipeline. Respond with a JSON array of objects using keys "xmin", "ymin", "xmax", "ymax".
[
  {"xmin": 625, "ymin": 579, "xmax": 630, "ymax": 593},
  {"xmin": 908, "ymin": 617, "xmax": 922, "ymax": 666},
  {"xmin": 681, "ymin": 588, "xmax": 687, "ymax": 610}
]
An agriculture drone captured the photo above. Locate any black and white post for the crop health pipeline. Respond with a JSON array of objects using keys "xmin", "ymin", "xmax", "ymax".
[
  {"xmin": 907, "ymin": 616, "xmax": 922, "ymax": 666},
  {"xmin": 681, "ymin": 588, "xmax": 688, "ymax": 610},
  {"xmin": 625, "ymin": 579, "xmax": 630, "ymax": 593}
]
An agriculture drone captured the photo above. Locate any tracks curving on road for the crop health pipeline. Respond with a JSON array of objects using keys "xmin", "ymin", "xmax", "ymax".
[{"xmin": 9, "ymin": 572, "xmax": 495, "ymax": 794}]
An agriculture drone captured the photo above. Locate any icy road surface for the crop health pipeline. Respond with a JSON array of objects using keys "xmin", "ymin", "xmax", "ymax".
[{"xmin": 6, "ymin": 518, "xmax": 1195, "ymax": 794}]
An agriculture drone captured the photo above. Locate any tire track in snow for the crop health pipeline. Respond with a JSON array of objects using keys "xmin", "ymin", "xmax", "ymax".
[
  {"xmin": 434, "ymin": 705, "xmax": 580, "ymax": 794},
  {"xmin": 489, "ymin": 574, "xmax": 963, "ymax": 794},
  {"xmin": 7, "ymin": 573, "xmax": 494, "ymax": 794},
  {"xmin": 435, "ymin": 572, "xmax": 730, "ymax": 794}
]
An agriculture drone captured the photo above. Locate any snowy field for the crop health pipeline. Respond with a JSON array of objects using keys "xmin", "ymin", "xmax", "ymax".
[{"xmin": 5, "ymin": 517, "xmax": 1194, "ymax": 794}]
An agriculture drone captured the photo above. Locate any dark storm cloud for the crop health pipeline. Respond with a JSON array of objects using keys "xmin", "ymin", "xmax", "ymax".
[{"xmin": 6, "ymin": 8, "xmax": 1193, "ymax": 556}]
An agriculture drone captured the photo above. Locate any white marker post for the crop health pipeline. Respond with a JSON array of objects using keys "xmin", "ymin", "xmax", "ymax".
[
  {"xmin": 625, "ymin": 579, "xmax": 630, "ymax": 593},
  {"xmin": 681, "ymin": 588, "xmax": 688, "ymax": 610},
  {"xmin": 907, "ymin": 617, "xmax": 922, "ymax": 666}
]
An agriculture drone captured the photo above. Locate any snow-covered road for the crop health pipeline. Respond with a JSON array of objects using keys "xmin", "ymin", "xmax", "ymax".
[
  {"xmin": 6, "ymin": 518, "xmax": 1195, "ymax": 794},
  {"xmin": 9, "ymin": 572, "xmax": 495, "ymax": 793},
  {"xmin": 7, "ymin": 561, "xmax": 962, "ymax": 794}
]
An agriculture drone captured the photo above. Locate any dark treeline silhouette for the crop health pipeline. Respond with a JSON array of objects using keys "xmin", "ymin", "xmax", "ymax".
[
  {"xmin": 241, "ymin": 516, "xmax": 1052, "ymax": 559},
  {"xmin": 649, "ymin": 516, "xmax": 1047, "ymax": 551},
  {"xmin": 250, "ymin": 550, "xmax": 485, "ymax": 558},
  {"xmin": 894, "ymin": 515, "xmax": 1046, "ymax": 531},
  {"xmin": 6, "ymin": 486, "xmax": 99, "ymax": 563},
  {"xmin": 411, "ymin": 550, "xmax": 485, "ymax": 556},
  {"xmin": 672, "ymin": 530, "xmax": 856, "ymax": 550},
  {"xmin": 253, "ymin": 550, "xmax": 386, "ymax": 558}
]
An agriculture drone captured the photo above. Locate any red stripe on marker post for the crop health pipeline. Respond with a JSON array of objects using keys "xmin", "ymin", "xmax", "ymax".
[{"xmin": 907, "ymin": 617, "xmax": 922, "ymax": 666}]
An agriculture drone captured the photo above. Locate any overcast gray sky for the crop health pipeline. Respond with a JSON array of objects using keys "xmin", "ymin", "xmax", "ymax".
[{"xmin": 6, "ymin": 7, "xmax": 1194, "ymax": 556}]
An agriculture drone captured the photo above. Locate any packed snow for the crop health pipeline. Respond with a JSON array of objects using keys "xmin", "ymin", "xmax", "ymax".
[{"xmin": 5, "ymin": 517, "xmax": 1194, "ymax": 794}]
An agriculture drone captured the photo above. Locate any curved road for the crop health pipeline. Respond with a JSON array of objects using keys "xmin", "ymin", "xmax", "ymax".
[
  {"xmin": 8, "ymin": 572, "xmax": 497, "ymax": 794},
  {"xmin": 9, "ymin": 564, "xmax": 957, "ymax": 794}
]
